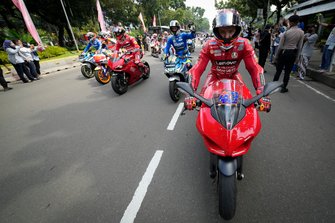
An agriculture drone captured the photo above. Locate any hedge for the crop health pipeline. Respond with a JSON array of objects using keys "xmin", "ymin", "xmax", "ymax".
[
  {"xmin": 0, "ymin": 46, "xmax": 69, "ymax": 64},
  {"xmin": 38, "ymin": 46, "xmax": 68, "ymax": 59}
]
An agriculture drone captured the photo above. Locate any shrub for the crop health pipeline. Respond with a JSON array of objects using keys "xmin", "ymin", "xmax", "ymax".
[
  {"xmin": 38, "ymin": 46, "xmax": 68, "ymax": 59},
  {"xmin": 0, "ymin": 50, "xmax": 9, "ymax": 64}
]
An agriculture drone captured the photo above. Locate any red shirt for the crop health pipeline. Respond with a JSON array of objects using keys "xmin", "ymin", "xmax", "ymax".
[
  {"xmin": 115, "ymin": 34, "xmax": 140, "ymax": 52},
  {"xmin": 190, "ymin": 37, "xmax": 264, "ymax": 92}
]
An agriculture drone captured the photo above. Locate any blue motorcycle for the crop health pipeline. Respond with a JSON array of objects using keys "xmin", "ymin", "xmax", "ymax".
[
  {"xmin": 79, "ymin": 52, "xmax": 96, "ymax": 78},
  {"xmin": 164, "ymin": 54, "xmax": 192, "ymax": 102}
]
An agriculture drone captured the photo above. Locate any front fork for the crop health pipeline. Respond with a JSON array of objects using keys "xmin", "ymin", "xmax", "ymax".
[
  {"xmin": 102, "ymin": 65, "xmax": 109, "ymax": 77},
  {"xmin": 209, "ymin": 154, "xmax": 244, "ymax": 180}
]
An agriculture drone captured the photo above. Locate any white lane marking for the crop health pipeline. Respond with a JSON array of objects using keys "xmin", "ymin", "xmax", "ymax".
[
  {"xmin": 120, "ymin": 150, "xmax": 164, "ymax": 223},
  {"xmin": 167, "ymin": 103, "xmax": 184, "ymax": 130},
  {"xmin": 297, "ymin": 80, "xmax": 335, "ymax": 103}
]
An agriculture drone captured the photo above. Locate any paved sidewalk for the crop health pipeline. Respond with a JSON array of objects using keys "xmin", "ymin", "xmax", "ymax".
[
  {"xmin": 3, "ymin": 55, "xmax": 81, "ymax": 83},
  {"xmin": 305, "ymin": 48, "xmax": 335, "ymax": 89},
  {"xmin": 262, "ymin": 47, "xmax": 335, "ymax": 89}
]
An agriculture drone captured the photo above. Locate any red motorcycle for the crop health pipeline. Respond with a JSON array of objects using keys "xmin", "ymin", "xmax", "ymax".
[
  {"xmin": 176, "ymin": 79, "xmax": 282, "ymax": 220},
  {"xmin": 93, "ymin": 51, "xmax": 120, "ymax": 85},
  {"xmin": 110, "ymin": 50, "xmax": 150, "ymax": 95}
]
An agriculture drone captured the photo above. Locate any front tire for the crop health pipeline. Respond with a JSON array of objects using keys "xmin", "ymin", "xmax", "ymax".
[
  {"xmin": 142, "ymin": 62, "xmax": 150, "ymax": 80},
  {"xmin": 81, "ymin": 64, "xmax": 94, "ymax": 78},
  {"xmin": 111, "ymin": 75, "xmax": 128, "ymax": 95},
  {"xmin": 218, "ymin": 171, "xmax": 237, "ymax": 220},
  {"xmin": 169, "ymin": 81, "xmax": 181, "ymax": 102},
  {"xmin": 94, "ymin": 69, "xmax": 111, "ymax": 84}
]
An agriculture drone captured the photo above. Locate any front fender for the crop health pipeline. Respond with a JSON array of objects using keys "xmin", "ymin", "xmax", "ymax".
[
  {"xmin": 169, "ymin": 76, "xmax": 181, "ymax": 82},
  {"xmin": 168, "ymin": 73, "xmax": 187, "ymax": 82},
  {"xmin": 218, "ymin": 158, "xmax": 237, "ymax": 176},
  {"xmin": 82, "ymin": 61, "xmax": 96, "ymax": 67}
]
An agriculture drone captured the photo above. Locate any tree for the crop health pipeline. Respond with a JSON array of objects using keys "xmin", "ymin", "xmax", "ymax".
[
  {"xmin": 217, "ymin": 0, "xmax": 297, "ymax": 26},
  {"xmin": 24, "ymin": 0, "xmax": 98, "ymax": 46}
]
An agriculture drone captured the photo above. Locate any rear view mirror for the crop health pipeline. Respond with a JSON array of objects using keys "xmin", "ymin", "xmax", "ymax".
[
  {"xmin": 243, "ymin": 81, "xmax": 283, "ymax": 108},
  {"xmin": 176, "ymin": 82, "xmax": 213, "ymax": 107},
  {"xmin": 263, "ymin": 81, "xmax": 283, "ymax": 96},
  {"xmin": 176, "ymin": 82, "xmax": 195, "ymax": 96}
]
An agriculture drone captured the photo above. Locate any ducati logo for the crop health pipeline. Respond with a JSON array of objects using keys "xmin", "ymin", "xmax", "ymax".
[{"xmin": 231, "ymin": 52, "xmax": 238, "ymax": 59}]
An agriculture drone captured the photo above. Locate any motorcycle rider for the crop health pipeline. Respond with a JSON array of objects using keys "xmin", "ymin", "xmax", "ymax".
[
  {"xmin": 150, "ymin": 33, "xmax": 160, "ymax": 54},
  {"xmin": 97, "ymin": 31, "xmax": 115, "ymax": 50},
  {"xmin": 113, "ymin": 26, "xmax": 143, "ymax": 67},
  {"xmin": 163, "ymin": 20, "xmax": 196, "ymax": 68},
  {"xmin": 83, "ymin": 32, "xmax": 102, "ymax": 53},
  {"xmin": 161, "ymin": 31, "xmax": 169, "ymax": 47},
  {"xmin": 184, "ymin": 9, "xmax": 271, "ymax": 112}
]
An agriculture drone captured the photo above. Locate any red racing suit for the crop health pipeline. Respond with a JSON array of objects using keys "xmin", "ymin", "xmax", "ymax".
[
  {"xmin": 115, "ymin": 34, "xmax": 142, "ymax": 63},
  {"xmin": 189, "ymin": 37, "xmax": 265, "ymax": 95}
]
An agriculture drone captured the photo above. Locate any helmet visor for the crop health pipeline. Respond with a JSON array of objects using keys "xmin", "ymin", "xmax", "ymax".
[{"xmin": 215, "ymin": 11, "xmax": 240, "ymax": 27}]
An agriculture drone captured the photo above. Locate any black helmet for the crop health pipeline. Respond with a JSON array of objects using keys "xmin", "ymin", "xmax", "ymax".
[
  {"xmin": 169, "ymin": 20, "xmax": 180, "ymax": 35},
  {"xmin": 212, "ymin": 9, "xmax": 242, "ymax": 45}
]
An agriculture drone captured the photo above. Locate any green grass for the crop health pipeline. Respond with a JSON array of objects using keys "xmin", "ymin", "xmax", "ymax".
[{"xmin": 41, "ymin": 51, "xmax": 80, "ymax": 62}]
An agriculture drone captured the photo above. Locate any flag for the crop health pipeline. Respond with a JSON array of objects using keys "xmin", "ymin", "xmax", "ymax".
[
  {"xmin": 12, "ymin": 0, "xmax": 43, "ymax": 45},
  {"xmin": 96, "ymin": 0, "xmax": 106, "ymax": 32},
  {"xmin": 138, "ymin": 12, "xmax": 147, "ymax": 32},
  {"xmin": 153, "ymin": 15, "xmax": 156, "ymax": 27}
]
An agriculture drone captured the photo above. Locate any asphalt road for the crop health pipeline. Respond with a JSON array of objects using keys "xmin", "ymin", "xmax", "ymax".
[{"xmin": 1, "ymin": 48, "xmax": 335, "ymax": 223}]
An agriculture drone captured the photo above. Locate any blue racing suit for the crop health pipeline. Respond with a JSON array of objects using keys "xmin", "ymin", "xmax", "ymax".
[
  {"xmin": 164, "ymin": 32, "xmax": 196, "ymax": 56},
  {"xmin": 83, "ymin": 39, "xmax": 102, "ymax": 53}
]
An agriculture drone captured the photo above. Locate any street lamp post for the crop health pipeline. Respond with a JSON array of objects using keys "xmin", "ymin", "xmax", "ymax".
[
  {"xmin": 158, "ymin": 10, "xmax": 162, "ymax": 33},
  {"xmin": 60, "ymin": 0, "xmax": 79, "ymax": 52}
]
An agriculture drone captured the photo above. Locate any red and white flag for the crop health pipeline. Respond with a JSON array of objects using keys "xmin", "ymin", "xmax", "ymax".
[
  {"xmin": 96, "ymin": 0, "xmax": 106, "ymax": 32},
  {"xmin": 138, "ymin": 12, "xmax": 147, "ymax": 32},
  {"xmin": 12, "ymin": 0, "xmax": 43, "ymax": 45},
  {"xmin": 153, "ymin": 15, "xmax": 157, "ymax": 27}
]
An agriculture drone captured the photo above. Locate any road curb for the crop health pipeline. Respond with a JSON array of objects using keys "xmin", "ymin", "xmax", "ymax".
[{"xmin": 306, "ymin": 68, "xmax": 335, "ymax": 89}]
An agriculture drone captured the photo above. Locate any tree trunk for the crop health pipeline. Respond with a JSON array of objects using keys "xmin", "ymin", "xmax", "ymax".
[
  {"xmin": 58, "ymin": 24, "xmax": 65, "ymax": 46},
  {"xmin": 64, "ymin": 25, "xmax": 74, "ymax": 47},
  {"xmin": 276, "ymin": 5, "xmax": 282, "ymax": 24},
  {"xmin": 263, "ymin": 5, "xmax": 268, "ymax": 28}
]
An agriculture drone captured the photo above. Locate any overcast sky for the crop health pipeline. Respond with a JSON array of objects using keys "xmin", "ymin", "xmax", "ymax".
[{"xmin": 185, "ymin": 0, "xmax": 217, "ymax": 25}]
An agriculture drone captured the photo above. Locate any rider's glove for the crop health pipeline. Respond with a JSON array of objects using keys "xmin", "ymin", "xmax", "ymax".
[
  {"xmin": 188, "ymin": 22, "xmax": 196, "ymax": 32},
  {"xmin": 258, "ymin": 96, "xmax": 271, "ymax": 112},
  {"xmin": 162, "ymin": 54, "xmax": 169, "ymax": 61},
  {"xmin": 184, "ymin": 96, "xmax": 197, "ymax": 110}
]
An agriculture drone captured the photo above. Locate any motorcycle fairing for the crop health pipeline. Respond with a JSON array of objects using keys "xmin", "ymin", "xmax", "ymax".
[
  {"xmin": 196, "ymin": 79, "xmax": 261, "ymax": 157},
  {"xmin": 164, "ymin": 55, "xmax": 190, "ymax": 79}
]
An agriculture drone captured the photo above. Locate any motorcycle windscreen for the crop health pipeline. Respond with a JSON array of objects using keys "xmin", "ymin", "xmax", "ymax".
[
  {"xmin": 210, "ymin": 79, "xmax": 243, "ymax": 130},
  {"xmin": 164, "ymin": 56, "xmax": 185, "ymax": 73}
]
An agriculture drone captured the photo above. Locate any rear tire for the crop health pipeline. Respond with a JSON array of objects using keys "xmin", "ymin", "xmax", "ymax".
[
  {"xmin": 94, "ymin": 69, "xmax": 111, "ymax": 84},
  {"xmin": 169, "ymin": 81, "xmax": 180, "ymax": 102},
  {"xmin": 81, "ymin": 64, "xmax": 94, "ymax": 78},
  {"xmin": 111, "ymin": 75, "xmax": 128, "ymax": 95},
  {"xmin": 218, "ymin": 171, "xmax": 237, "ymax": 220}
]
